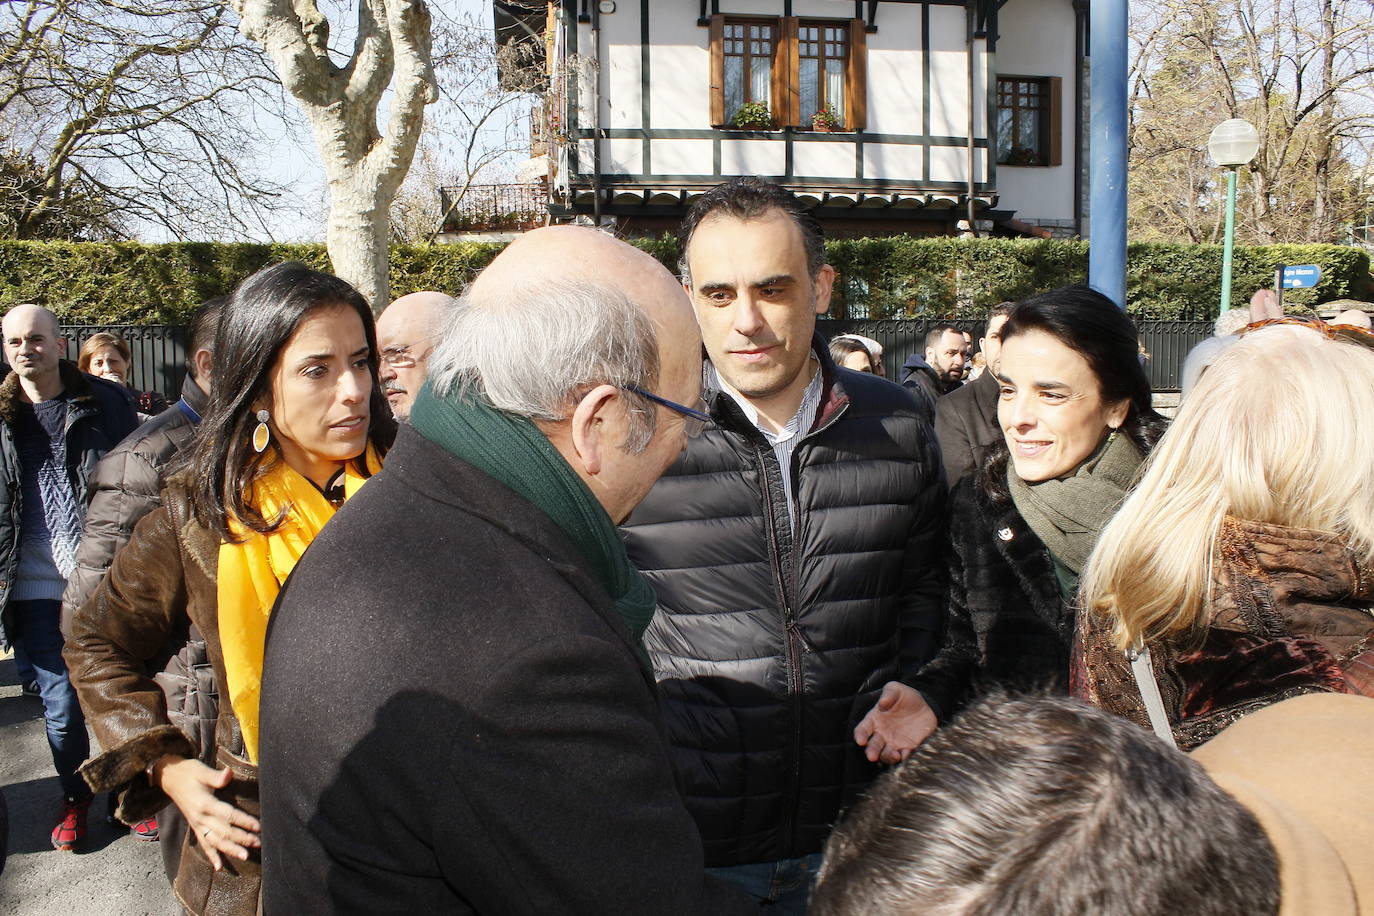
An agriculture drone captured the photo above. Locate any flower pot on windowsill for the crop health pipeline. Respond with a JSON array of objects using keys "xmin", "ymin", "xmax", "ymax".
[
  {"xmin": 811, "ymin": 107, "xmax": 842, "ymax": 132},
  {"xmin": 730, "ymin": 102, "xmax": 775, "ymax": 132}
]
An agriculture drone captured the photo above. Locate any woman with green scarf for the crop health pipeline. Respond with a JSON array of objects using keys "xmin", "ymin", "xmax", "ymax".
[{"xmin": 859, "ymin": 287, "xmax": 1168, "ymax": 760}]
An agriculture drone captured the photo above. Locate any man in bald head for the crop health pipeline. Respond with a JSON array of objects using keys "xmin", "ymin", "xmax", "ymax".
[
  {"xmin": 0, "ymin": 304, "xmax": 137, "ymax": 850},
  {"xmin": 259, "ymin": 228, "xmax": 752, "ymax": 913},
  {"xmin": 377, "ymin": 291, "xmax": 455, "ymax": 419}
]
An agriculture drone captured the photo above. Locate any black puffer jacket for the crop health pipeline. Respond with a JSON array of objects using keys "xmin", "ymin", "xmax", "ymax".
[
  {"xmin": 61, "ymin": 373, "xmax": 217, "ymax": 761},
  {"xmin": 620, "ymin": 346, "xmax": 946, "ymax": 866},
  {"xmin": 63, "ymin": 374, "xmax": 206, "ymax": 627},
  {"xmin": 906, "ymin": 473, "xmax": 1068, "ymax": 722},
  {"xmin": 0, "ymin": 361, "xmax": 137, "ymax": 648}
]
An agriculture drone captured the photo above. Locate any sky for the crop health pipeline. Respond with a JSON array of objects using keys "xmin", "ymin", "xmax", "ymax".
[{"xmin": 247, "ymin": 0, "xmax": 509, "ymax": 243}]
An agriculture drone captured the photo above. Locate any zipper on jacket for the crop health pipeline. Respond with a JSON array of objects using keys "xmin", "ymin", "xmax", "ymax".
[{"xmin": 756, "ymin": 441, "xmax": 806, "ymax": 855}]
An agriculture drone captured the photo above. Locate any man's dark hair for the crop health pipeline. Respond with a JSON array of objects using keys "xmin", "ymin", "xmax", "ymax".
[
  {"xmin": 988, "ymin": 300, "xmax": 1016, "ymax": 322},
  {"xmin": 811, "ymin": 693, "xmax": 1280, "ymax": 916},
  {"xmin": 677, "ymin": 177, "xmax": 825, "ymax": 285},
  {"xmin": 185, "ymin": 296, "xmax": 226, "ymax": 380},
  {"xmin": 925, "ymin": 322, "xmax": 961, "ymax": 351}
]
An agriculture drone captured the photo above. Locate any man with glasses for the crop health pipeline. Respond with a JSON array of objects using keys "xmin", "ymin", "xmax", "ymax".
[
  {"xmin": 620, "ymin": 177, "xmax": 947, "ymax": 913},
  {"xmin": 376, "ymin": 291, "xmax": 455, "ymax": 419},
  {"xmin": 258, "ymin": 227, "xmax": 753, "ymax": 913}
]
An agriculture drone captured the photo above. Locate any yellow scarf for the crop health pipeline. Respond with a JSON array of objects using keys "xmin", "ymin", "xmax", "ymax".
[{"xmin": 217, "ymin": 446, "xmax": 381, "ymax": 763}]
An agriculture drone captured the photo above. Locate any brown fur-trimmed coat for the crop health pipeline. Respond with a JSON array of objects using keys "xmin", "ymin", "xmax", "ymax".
[
  {"xmin": 1076, "ymin": 516, "xmax": 1374, "ymax": 749},
  {"xmin": 64, "ymin": 479, "xmax": 259, "ymax": 916}
]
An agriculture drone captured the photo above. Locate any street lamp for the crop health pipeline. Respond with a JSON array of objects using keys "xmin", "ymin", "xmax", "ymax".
[{"xmin": 1208, "ymin": 119, "xmax": 1260, "ymax": 313}]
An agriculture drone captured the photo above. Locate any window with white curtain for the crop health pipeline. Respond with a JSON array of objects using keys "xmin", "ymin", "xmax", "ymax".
[
  {"xmin": 798, "ymin": 21, "xmax": 848, "ymax": 122},
  {"xmin": 723, "ymin": 20, "xmax": 774, "ymax": 121}
]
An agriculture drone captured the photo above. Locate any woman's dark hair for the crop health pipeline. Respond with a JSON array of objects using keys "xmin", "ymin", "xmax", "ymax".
[
  {"xmin": 977, "ymin": 284, "xmax": 1168, "ymax": 504},
  {"xmin": 187, "ymin": 261, "xmax": 393, "ymax": 541}
]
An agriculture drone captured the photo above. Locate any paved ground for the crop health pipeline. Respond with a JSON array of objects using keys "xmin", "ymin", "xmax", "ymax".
[{"xmin": 0, "ymin": 652, "xmax": 175, "ymax": 915}]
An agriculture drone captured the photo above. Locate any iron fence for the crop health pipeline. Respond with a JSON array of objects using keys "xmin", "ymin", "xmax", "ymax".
[
  {"xmin": 438, "ymin": 183, "xmax": 548, "ymax": 233},
  {"xmin": 55, "ymin": 325, "xmax": 189, "ymax": 401},
  {"xmin": 818, "ymin": 319, "xmax": 1215, "ymax": 392},
  {"xmin": 26, "ymin": 320, "xmax": 1211, "ymax": 398}
]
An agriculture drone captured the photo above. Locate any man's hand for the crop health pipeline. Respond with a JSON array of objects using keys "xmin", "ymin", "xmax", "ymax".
[{"xmin": 854, "ymin": 682, "xmax": 937, "ymax": 764}]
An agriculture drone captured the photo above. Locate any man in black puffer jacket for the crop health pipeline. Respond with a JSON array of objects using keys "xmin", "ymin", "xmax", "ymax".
[
  {"xmin": 59, "ymin": 297, "xmax": 220, "ymax": 859},
  {"xmin": 620, "ymin": 179, "xmax": 946, "ymax": 912}
]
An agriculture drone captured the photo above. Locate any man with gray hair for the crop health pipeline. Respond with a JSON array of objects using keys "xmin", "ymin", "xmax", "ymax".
[{"xmin": 258, "ymin": 227, "xmax": 752, "ymax": 913}]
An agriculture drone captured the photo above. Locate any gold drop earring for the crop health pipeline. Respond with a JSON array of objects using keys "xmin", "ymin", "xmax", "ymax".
[{"xmin": 252, "ymin": 409, "xmax": 272, "ymax": 453}]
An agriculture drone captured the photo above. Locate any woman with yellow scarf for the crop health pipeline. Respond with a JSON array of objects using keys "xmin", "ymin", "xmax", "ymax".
[{"xmin": 65, "ymin": 262, "xmax": 391, "ymax": 915}]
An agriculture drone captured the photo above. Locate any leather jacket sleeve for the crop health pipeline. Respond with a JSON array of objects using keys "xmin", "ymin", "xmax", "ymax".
[
  {"xmin": 906, "ymin": 496, "xmax": 980, "ymax": 722},
  {"xmin": 63, "ymin": 502, "xmax": 197, "ymax": 814}
]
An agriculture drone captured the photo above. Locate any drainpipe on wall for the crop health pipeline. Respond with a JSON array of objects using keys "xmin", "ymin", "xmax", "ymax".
[
  {"xmin": 965, "ymin": 1, "xmax": 979, "ymax": 237},
  {"xmin": 1073, "ymin": 0, "xmax": 1087, "ymax": 238},
  {"xmin": 590, "ymin": 0, "xmax": 603, "ymax": 226}
]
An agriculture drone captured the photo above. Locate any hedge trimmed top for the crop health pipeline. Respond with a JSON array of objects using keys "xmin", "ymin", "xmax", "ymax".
[{"xmin": 0, "ymin": 237, "xmax": 1366, "ymax": 323}]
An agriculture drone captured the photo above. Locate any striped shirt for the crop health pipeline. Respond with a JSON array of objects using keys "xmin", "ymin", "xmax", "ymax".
[{"xmin": 709, "ymin": 356, "xmax": 824, "ymax": 533}]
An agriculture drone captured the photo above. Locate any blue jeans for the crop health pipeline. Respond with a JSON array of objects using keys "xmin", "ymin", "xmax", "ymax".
[
  {"xmin": 13, "ymin": 639, "xmax": 36, "ymax": 685},
  {"xmin": 10, "ymin": 599, "xmax": 90, "ymax": 798},
  {"xmin": 707, "ymin": 854, "xmax": 822, "ymax": 915}
]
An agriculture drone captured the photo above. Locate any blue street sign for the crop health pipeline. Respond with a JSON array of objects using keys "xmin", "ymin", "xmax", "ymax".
[{"xmin": 1281, "ymin": 264, "xmax": 1322, "ymax": 289}]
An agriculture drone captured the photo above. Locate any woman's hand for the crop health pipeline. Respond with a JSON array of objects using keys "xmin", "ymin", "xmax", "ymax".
[
  {"xmin": 149, "ymin": 755, "xmax": 261, "ymax": 870},
  {"xmin": 854, "ymin": 682, "xmax": 938, "ymax": 764}
]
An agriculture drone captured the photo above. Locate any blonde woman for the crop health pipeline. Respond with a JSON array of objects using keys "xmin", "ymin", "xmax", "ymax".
[{"xmin": 1077, "ymin": 319, "xmax": 1374, "ymax": 749}]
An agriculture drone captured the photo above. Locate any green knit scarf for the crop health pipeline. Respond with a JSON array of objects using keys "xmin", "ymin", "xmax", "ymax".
[
  {"xmin": 1008, "ymin": 429, "xmax": 1144, "ymax": 587},
  {"xmin": 409, "ymin": 384, "xmax": 658, "ymax": 648}
]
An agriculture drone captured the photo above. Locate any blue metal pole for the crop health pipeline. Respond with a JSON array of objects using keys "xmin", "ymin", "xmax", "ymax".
[
  {"xmin": 1088, "ymin": 0, "xmax": 1129, "ymax": 310},
  {"xmin": 1219, "ymin": 167, "xmax": 1238, "ymax": 313}
]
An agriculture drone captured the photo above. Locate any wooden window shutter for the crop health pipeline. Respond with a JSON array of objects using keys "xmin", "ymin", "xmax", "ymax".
[
  {"xmin": 709, "ymin": 14, "xmax": 725, "ymax": 126},
  {"xmin": 774, "ymin": 17, "xmax": 799, "ymax": 127},
  {"xmin": 845, "ymin": 19, "xmax": 867, "ymax": 131},
  {"xmin": 1047, "ymin": 76, "xmax": 1063, "ymax": 166}
]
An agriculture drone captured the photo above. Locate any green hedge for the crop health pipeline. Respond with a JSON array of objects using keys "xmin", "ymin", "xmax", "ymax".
[{"xmin": 0, "ymin": 237, "xmax": 1366, "ymax": 323}]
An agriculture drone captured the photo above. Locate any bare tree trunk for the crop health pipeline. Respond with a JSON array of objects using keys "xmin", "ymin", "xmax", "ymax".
[
  {"xmin": 1311, "ymin": 0, "xmax": 1337, "ymax": 239},
  {"xmin": 233, "ymin": 0, "xmax": 437, "ymax": 310}
]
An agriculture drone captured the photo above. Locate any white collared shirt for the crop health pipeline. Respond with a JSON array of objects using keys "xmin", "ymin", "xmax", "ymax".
[{"xmin": 708, "ymin": 356, "xmax": 824, "ymax": 533}]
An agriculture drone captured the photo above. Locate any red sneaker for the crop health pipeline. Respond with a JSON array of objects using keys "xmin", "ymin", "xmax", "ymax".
[
  {"xmin": 130, "ymin": 815, "xmax": 159, "ymax": 842},
  {"xmin": 51, "ymin": 795, "xmax": 91, "ymax": 851}
]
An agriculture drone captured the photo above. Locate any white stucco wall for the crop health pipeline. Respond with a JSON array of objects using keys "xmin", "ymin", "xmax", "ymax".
[
  {"xmin": 559, "ymin": 0, "xmax": 1069, "ymax": 217},
  {"xmin": 992, "ymin": 0, "xmax": 1078, "ymax": 223}
]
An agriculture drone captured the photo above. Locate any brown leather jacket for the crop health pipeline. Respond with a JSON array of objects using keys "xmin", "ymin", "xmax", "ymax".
[
  {"xmin": 1076, "ymin": 516, "xmax": 1374, "ymax": 749},
  {"xmin": 64, "ymin": 478, "xmax": 259, "ymax": 916}
]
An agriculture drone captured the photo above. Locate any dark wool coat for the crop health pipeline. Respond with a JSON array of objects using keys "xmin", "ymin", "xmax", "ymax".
[
  {"xmin": 908, "ymin": 472, "xmax": 1071, "ymax": 722},
  {"xmin": 620, "ymin": 348, "xmax": 946, "ymax": 867},
  {"xmin": 934, "ymin": 370, "xmax": 1001, "ymax": 486},
  {"xmin": 258, "ymin": 427, "xmax": 753, "ymax": 916},
  {"xmin": 0, "ymin": 360, "xmax": 137, "ymax": 646}
]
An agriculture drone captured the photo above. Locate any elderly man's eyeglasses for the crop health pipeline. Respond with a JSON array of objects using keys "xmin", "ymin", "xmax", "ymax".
[
  {"xmin": 623, "ymin": 385, "xmax": 712, "ymax": 438},
  {"xmin": 380, "ymin": 344, "xmax": 432, "ymax": 368}
]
